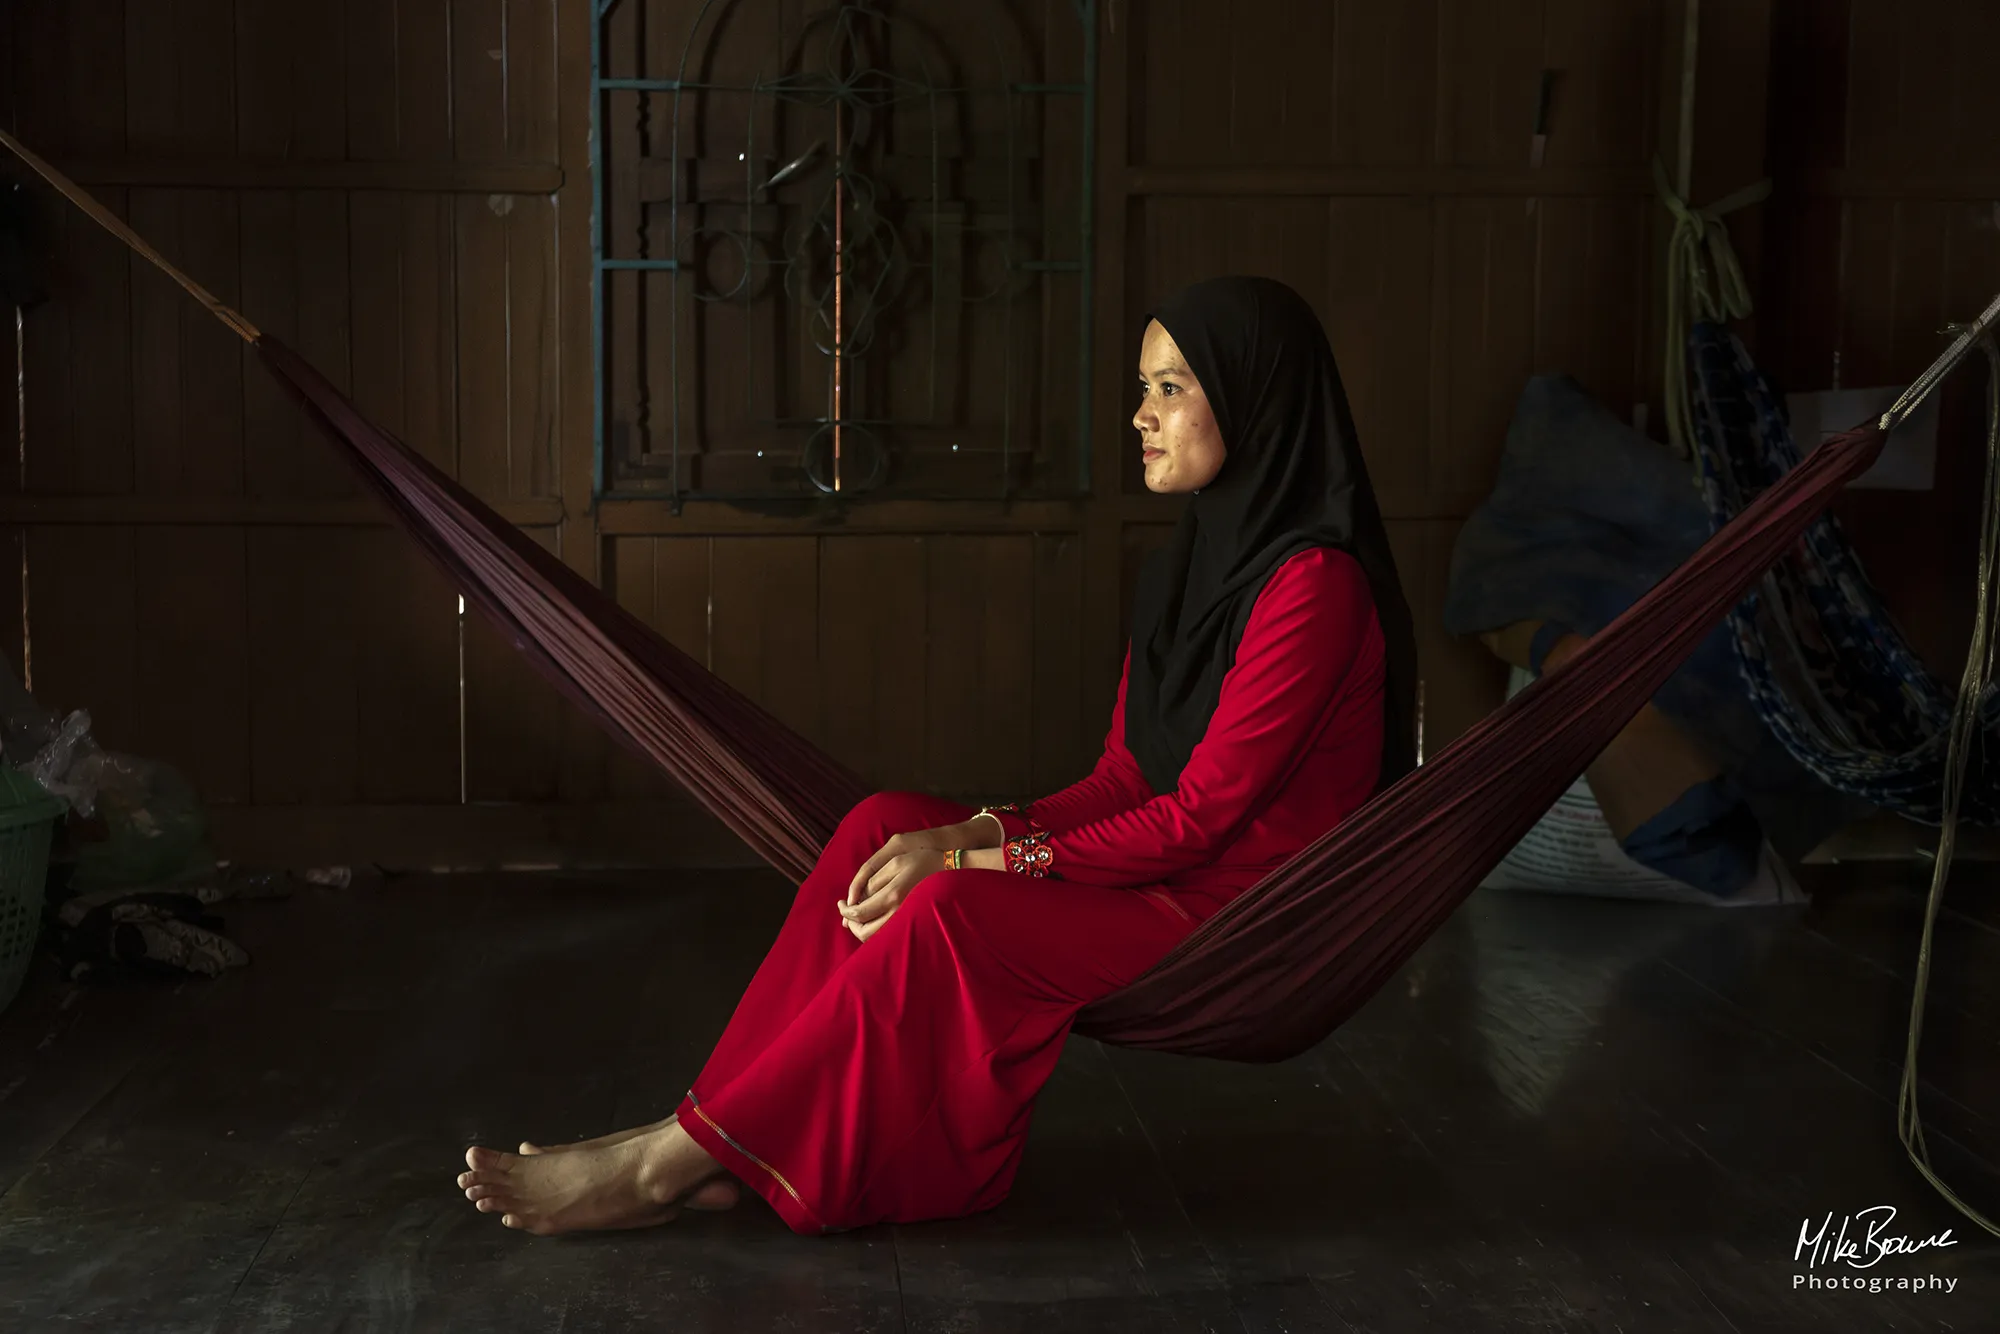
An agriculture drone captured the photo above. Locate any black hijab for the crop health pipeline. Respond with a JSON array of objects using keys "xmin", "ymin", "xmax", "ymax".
[{"xmin": 1123, "ymin": 275, "xmax": 1419, "ymax": 798}]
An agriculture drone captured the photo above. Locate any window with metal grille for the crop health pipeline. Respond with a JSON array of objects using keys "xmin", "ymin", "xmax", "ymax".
[{"xmin": 591, "ymin": 0, "xmax": 1099, "ymax": 508}]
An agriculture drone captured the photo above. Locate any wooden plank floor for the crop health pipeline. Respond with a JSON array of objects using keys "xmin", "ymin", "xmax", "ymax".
[{"xmin": 1, "ymin": 863, "xmax": 1995, "ymax": 1332}]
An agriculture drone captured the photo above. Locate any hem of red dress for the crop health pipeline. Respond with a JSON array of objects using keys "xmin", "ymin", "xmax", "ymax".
[{"xmin": 676, "ymin": 1089, "xmax": 833, "ymax": 1235}]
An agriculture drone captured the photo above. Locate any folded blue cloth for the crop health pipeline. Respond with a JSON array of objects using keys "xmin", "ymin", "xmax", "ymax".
[
  {"xmin": 1445, "ymin": 374, "xmax": 1875, "ymax": 863},
  {"xmin": 1526, "ymin": 618, "xmax": 1760, "ymax": 894},
  {"xmin": 1617, "ymin": 777, "xmax": 1764, "ymax": 898}
]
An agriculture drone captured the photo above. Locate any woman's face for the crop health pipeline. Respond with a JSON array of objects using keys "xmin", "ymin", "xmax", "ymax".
[{"xmin": 1133, "ymin": 320, "xmax": 1226, "ymax": 494}]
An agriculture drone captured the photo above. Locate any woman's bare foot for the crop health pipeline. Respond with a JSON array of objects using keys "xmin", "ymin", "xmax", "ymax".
[
  {"xmin": 457, "ymin": 1120, "xmax": 731, "ymax": 1236},
  {"xmin": 515, "ymin": 1115, "xmax": 741, "ymax": 1211},
  {"xmin": 519, "ymin": 1113, "xmax": 675, "ymax": 1156}
]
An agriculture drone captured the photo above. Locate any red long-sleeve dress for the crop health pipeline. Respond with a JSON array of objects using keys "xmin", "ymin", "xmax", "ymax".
[{"xmin": 673, "ymin": 546, "xmax": 1387, "ymax": 1233}]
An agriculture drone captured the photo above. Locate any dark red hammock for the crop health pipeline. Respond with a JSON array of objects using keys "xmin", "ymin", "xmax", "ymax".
[{"xmin": 252, "ymin": 337, "xmax": 1888, "ymax": 1063}]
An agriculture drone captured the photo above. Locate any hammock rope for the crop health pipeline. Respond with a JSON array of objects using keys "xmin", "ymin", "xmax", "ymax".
[
  {"xmin": 1654, "ymin": 156, "xmax": 1770, "ymax": 461},
  {"xmin": 0, "ymin": 128, "xmax": 261, "ymax": 344},
  {"xmin": 1895, "ymin": 328, "xmax": 2000, "ymax": 1240}
]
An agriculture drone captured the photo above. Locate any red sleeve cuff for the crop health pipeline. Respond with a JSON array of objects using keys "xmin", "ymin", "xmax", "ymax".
[
  {"xmin": 976, "ymin": 804, "xmax": 1057, "ymax": 876},
  {"xmin": 1003, "ymin": 827, "xmax": 1055, "ymax": 877}
]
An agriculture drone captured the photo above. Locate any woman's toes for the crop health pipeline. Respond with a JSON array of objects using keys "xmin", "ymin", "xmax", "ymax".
[
  {"xmin": 477, "ymin": 1196, "xmax": 508, "ymax": 1213},
  {"xmin": 465, "ymin": 1145, "xmax": 507, "ymax": 1172},
  {"xmin": 518, "ymin": 1142, "xmax": 543, "ymax": 1155}
]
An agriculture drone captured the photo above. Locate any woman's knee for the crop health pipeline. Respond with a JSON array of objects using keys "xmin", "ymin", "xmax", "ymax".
[
  {"xmin": 842, "ymin": 789, "xmax": 912, "ymax": 826},
  {"xmin": 838, "ymin": 790, "xmax": 955, "ymax": 842},
  {"xmin": 809, "ymin": 792, "xmax": 938, "ymax": 900},
  {"xmin": 873, "ymin": 871, "xmax": 1025, "ymax": 966},
  {"xmin": 899, "ymin": 867, "xmax": 984, "ymax": 923}
]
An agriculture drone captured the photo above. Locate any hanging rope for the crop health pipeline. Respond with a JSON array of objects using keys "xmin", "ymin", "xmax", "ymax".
[
  {"xmin": 0, "ymin": 127, "xmax": 260, "ymax": 344},
  {"xmin": 1656, "ymin": 157, "xmax": 1769, "ymax": 460},
  {"xmin": 1895, "ymin": 326, "xmax": 2000, "ymax": 1240}
]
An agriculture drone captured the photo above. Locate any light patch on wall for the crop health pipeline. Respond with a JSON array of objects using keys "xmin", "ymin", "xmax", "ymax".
[
  {"xmin": 457, "ymin": 594, "xmax": 468, "ymax": 804},
  {"xmin": 1787, "ymin": 385, "xmax": 1941, "ymax": 491},
  {"xmin": 1415, "ymin": 678, "xmax": 1426, "ymax": 766},
  {"xmin": 14, "ymin": 306, "xmax": 27, "ymax": 693}
]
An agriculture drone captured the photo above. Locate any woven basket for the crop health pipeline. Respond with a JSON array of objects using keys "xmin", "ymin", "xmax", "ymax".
[{"xmin": 0, "ymin": 767, "xmax": 66, "ymax": 1014}]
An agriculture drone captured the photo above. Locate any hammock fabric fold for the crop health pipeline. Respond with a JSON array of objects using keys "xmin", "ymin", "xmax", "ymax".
[{"xmin": 256, "ymin": 335, "xmax": 1886, "ymax": 1064}]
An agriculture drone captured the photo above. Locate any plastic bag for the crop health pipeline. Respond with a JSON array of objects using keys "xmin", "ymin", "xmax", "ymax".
[
  {"xmin": 0, "ymin": 660, "xmax": 214, "ymax": 890},
  {"xmin": 68, "ymin": 752, "xmax": 214, "ymax": 891},
  {"xmin": 20, "ymin": 709, "xmax": 105, "ymax": 816}
]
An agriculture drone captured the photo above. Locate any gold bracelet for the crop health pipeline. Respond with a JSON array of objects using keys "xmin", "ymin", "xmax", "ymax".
[{"xmin": 973, "ymin": 804, "xmax": 1028, "ymax": 844}]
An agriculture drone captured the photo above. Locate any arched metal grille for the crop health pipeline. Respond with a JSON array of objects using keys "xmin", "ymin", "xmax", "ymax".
[{"xmin": 591, "ymin": 0, "xmax": 1098, "ymax": 507}]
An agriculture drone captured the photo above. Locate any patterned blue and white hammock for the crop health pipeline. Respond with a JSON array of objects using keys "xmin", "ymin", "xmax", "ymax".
[{"xmin": 1688, "ymin": 321, "xmax": 2000, "ymax": 825}]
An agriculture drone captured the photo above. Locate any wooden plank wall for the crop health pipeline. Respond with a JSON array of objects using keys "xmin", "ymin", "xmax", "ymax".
[
  {"xmin": 0, "ymin": 0, "xmax": 648, "ymax": 868},
  {"xmin": 0, "ymin": 0, "xmax": 1981, "ymax": 869},
  {"xmin": 1760, "ymin": 0, "xmax": 2000, "ymax": 685}
]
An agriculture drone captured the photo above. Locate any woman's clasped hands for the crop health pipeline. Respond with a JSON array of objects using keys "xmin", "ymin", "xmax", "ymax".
[{"xmin": 840, "ymin": 819, "xmax": 1000, "ymax": 942}]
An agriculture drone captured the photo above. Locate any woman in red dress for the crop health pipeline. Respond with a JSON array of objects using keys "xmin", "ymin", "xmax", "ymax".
[{"xmin": 456, "ymin": 275, "xmax": 1419, "ymax": 1235}]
